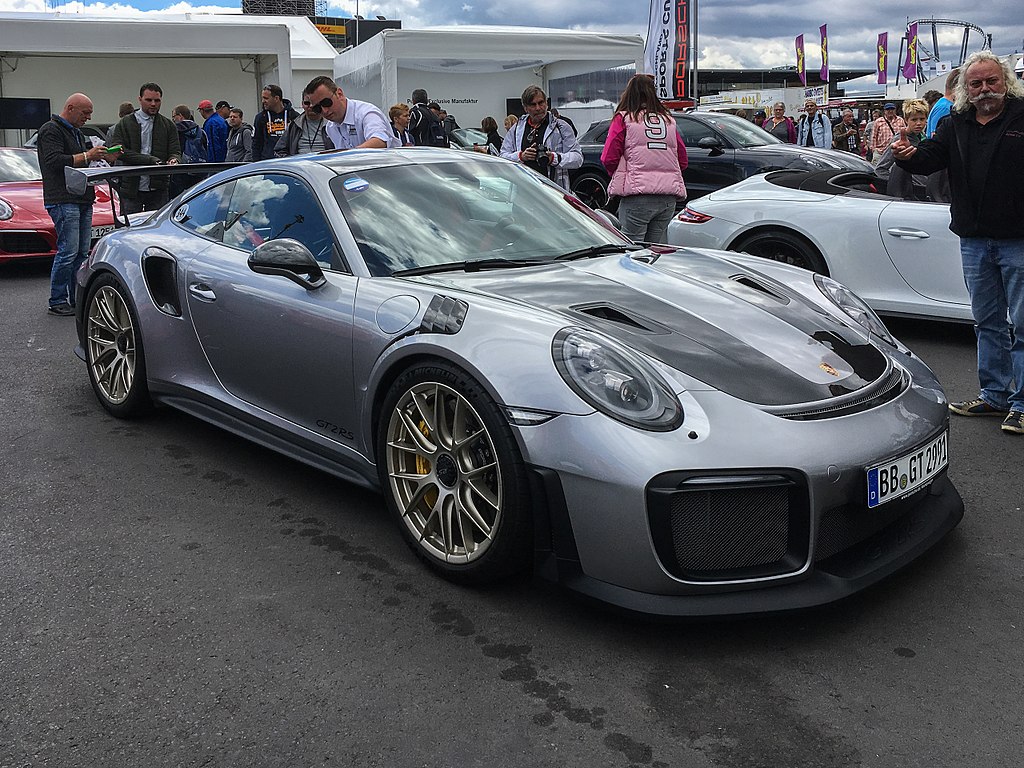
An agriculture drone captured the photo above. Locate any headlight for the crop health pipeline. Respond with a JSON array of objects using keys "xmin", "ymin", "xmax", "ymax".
[
  {"xmin": 0, "ymin": 198, "xmax": 13, "ymax": 220},
  {"xmin": 814, "ymin": 274, "xmax": 897, "ymax": 346},
  {"xmin": 552, "ymin": 328, "xmax": 683, "ymax": 431}
]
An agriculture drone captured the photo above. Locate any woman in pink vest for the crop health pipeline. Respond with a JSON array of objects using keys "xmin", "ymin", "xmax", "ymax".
[{"xmin": 600, "ymin": 74, "xmax": 688, "ymax": 244}]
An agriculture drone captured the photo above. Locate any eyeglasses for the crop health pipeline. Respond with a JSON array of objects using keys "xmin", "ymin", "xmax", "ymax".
[
  {"xmin": 310, "ymin": 97, "xmax": 333, "ymax": 114},
  {"xmin": 302, "ymin": 100, "xmax": 312, "ymax": 106}
]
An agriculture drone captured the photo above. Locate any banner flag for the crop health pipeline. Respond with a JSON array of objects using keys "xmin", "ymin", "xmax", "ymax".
[
  {"xmin": 796, "ymin": 34, "xmax": 806, "ymax": 86},
  {"xmin": 819, "ymin": 25, "xmax": 829, "ymax": 82},
  {"xmin": 877, "ymin": 32, "xmax": 888, "ymax": 85},
  {"xmin": 644, "ymin": 0, "xmax": 692, "ymax": 100},
  {"xmin": 903, "ymin": 22, "xmax": 918, "ymax": 80}
]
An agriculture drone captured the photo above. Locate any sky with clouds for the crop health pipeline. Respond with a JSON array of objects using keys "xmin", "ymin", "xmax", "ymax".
[{"xmin": 4, "ymin": 0, "xmax": 1022, "ymax": 79}]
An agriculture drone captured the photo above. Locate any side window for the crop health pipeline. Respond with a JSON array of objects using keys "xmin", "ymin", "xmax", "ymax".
[
  {"xmin": 172, "ymin": 182, "xmax": 233, "ymax": 240},
  {"xmin": 222, "ymin": 173, "xmax": 338, "ymax": 270},
  {"xmin": 675, "ymin": 117, "xmax": 716, "ymax": 148}
]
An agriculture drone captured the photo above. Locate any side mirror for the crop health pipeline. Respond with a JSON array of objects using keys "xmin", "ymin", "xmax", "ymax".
[
  {"xmin": 697, "ymin": 136, "xmax": 725, "ymax": 155},
  {"xmin": 248, "ymin": 238, "xmax": 326, "ymax": 290}
]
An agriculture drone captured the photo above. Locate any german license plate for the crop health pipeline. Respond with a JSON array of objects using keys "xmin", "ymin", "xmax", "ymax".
[
  {"xmin": 91, "ymin": 224, "xmax": 115, "ymax": 240},
  {"xmin": 867, "ymin": 430, "xmax": 948, "ymax": 508}
]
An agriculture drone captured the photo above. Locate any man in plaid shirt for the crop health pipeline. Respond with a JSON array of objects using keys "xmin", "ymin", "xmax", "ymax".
[{"xmin": 869, "ymin": 103, "xmax": 907, "ymax": 164}]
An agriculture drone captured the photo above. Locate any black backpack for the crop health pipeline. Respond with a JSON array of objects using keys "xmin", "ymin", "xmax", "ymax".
[{"xmin": 409, "ymin": 104, "xmax": 449, "ymax": 148}]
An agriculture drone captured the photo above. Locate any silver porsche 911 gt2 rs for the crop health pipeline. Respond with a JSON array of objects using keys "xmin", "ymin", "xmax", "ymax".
[{"xmin": 72, "ymin": 149, "xmax": 963, "ymax": 617}]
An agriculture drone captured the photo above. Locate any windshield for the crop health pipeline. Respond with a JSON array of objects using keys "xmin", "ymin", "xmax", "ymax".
[
  {"xmin": 0, "ymin": 149, "xmax": 42, "ymax": 182},
  {"xmin": 331, "ymin": 160, "xmax": 629, "ymax": 277},
  {"xmin": 687, "ymin": 112, "xmax": 783, "ymax": 148}
]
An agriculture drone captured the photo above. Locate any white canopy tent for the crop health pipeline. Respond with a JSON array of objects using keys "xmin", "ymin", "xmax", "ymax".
[
  {"xmin": 0, "ymin": 13, "xmax": 338, "ymax": 145},
  {"xmin": 333, "ymin": 26, "xmax": 644, "ymax": 129}
]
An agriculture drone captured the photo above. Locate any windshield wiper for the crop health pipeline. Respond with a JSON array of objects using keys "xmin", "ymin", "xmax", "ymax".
[
  {"xmin": 553, "ymin": 244, "xmax": 643, "ymax": 261},
  {"xmin": 391, "ymin": 257, "xmax": 547, "ymax": 277}
]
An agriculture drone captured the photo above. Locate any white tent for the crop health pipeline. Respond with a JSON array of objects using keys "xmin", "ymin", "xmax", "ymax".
[
  {"xmin": 333, "ymin": 26, "xmax": 643, "ymax": 129},
  {"xmin": 0, "ymin": 12, "xmax": 338, "ymax": 145}
]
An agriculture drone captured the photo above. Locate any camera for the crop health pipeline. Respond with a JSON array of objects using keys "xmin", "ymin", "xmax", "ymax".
[{"xmin": 531, "ymin": 134, "xmax": 549, "ymax": 165}]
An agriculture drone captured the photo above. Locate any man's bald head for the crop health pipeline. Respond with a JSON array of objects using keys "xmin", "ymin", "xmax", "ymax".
[{"xmin": 62, "ymin": 93, "xmax": 94, "ymax": 128}]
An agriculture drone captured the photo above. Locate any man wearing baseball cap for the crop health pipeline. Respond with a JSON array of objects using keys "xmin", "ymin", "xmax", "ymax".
[
  {"xmin": 198, "ymin": 98, "xmax": 228, "ymax": 162},
  {"xmin": 869, "ymin": 102, "xmax": 906, "ymax": 165}
]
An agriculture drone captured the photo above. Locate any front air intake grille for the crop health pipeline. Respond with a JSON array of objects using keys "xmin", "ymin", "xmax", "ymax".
[
  {"xmin": 0, "ymin": 232, "xmax": 52, "ymax": 255},
  {"xmin": 816, "ymin": 482, "xmax": 933, "ymax": 561},
  {"xmin": 647, "ymin": 471, "xmax": 810, "ymax": 582}
]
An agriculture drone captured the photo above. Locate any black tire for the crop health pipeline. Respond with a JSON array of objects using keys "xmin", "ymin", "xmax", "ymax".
[
  {"xmin": 377, "ymin": 362, "xmax": 532, "ymax": 584},
  {"xmin": 84, "ymin": 273, "xmax": 152, "ymax": 418},
  {"xmin": 571, "ymin": 171, "xmax": 610, "ymax": 210},
  {"xmin": 731, "ymin": 230, "xmax": 828, "ymax": 275}
]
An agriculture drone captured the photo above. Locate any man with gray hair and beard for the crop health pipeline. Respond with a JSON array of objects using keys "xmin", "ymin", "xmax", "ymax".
[{"xmin": 892, "ymin": 50, "xmax": 1024, "ymax": 434}]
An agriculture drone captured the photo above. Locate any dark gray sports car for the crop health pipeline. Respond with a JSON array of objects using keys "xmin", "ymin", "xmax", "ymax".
[{"xmin": 72, "ymin": 149, "xmax": 962, "ymax": 617}]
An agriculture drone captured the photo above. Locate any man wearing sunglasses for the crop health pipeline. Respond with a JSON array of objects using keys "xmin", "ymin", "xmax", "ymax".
[
  {"xmin": 276, "ymin": 87, "xmax": 336, "ymax": 157},
  {"xmin": 304, "ymin": 76, "xmax": 396, "ymax": 150}
]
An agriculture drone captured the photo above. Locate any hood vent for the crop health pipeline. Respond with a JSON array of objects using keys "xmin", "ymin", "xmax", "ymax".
[
  {"xmin": 767, "ymin": 364, "xmax": 908, "ymax": 420},
  {"xmin": 572, "ymin": 302, "xmax": 665, "ymax": 333},
  {"xmin": 730, "ymin": 274, "xmax": 790, "ymax": 304}
]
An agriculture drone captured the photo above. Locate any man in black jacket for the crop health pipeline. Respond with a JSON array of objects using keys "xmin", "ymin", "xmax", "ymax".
[
  {"xmin": 408, "ymin": 89, "xmax": 448, "ymax": 148},
  {"xmin": 36, "ymin": 92, "xmax": 121, "ymax": 315},
  {"xmin": 110, "ymin": 82, "xmax": 181, "ymax": 213},
  {"xmin": 893, "ymin": 50, "xmax": 1024, "ymax": 434}
]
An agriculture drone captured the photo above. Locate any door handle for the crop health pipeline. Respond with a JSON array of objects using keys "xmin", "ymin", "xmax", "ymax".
[
  {"xmin": 886, "ymin": 228, "xmax": 930, "ymax": 239},
  {"xmin": 188, "ymin": 282, "xmax": 217, "ymax": 301}
]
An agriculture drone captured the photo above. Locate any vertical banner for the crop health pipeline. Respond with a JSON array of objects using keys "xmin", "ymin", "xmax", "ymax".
[
  {"xmin": 819, "ymin": 24, "xmax": 829, "ymax": 82},
  {"xmin": 877, "ymin": 32, "xmax": 888, "ymax": 85},
  {"xmin": 903, "ymin": 22, "xmax": 918, "ymax": 81},
  {"xmin": 645, "ymin": 0, "xmax": 691, "ymax": 100},
  {"xmin": 795, "ymin": 34, "xmax": 806, "ymax": 86}
]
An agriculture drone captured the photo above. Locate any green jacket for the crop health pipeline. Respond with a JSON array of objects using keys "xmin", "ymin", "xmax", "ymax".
[{"xmin": 110, "ymin": 112, "xmax": 181, "ymax": 196}]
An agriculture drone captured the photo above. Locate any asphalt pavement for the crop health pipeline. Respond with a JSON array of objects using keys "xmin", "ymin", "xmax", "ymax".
[{"xmin": 1, "ymin": 259, "xmax": 1021, "ymax": 768}]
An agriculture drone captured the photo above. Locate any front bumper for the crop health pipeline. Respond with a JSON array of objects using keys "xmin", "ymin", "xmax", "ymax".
[{"xmin": 533, "ymin": 470, "xmax": 962, "ymax": 618}]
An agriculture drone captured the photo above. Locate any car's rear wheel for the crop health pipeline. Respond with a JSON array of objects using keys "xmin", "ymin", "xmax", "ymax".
[
  {"xmin": 84, "ymin": 273, "xmax": 152, "ymax": 418},
  {"xmin": 571, "ymin": 171, "xmax": 610, "ymax": 210},
  {"xmin": 378, "ymin": 362, "xmax": 532, "ymax": 584},
  {"xmin": 731, "ymin": 230, "xmax": 828, "ymax": 275}
]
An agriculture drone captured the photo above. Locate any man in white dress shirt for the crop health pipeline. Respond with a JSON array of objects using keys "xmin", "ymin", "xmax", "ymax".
[{"xmin": 303, "ymin": 76, "xmax": 395, "ymax": 150}]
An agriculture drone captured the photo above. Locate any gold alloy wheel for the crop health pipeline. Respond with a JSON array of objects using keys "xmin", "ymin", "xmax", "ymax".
[
  {"xmin": 385, "ymin": 380, "xmax": 502, "ymax": 564},
  {"xmin": 86, "ymin": 285, "xmax": 137, "ymax": 405}
]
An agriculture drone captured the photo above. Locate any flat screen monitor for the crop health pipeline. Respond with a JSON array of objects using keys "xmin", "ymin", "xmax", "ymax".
[{"xmin": 0, "ymin": 97, "xmax": 52, "ymax": 130}]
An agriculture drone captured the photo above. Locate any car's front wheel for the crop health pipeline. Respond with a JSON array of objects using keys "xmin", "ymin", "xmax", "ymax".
[
  {"xmin": 377, "ymin": 362, "xmax": 532, "ymax": 584},
  {"xmin": 84, "ymin": 273, "xmax": 152, "ymax": 418},
  {"xmin": 571, "ymin": 171, "xmax": 610, "ymax": 210},
  {"xmin": 731, "ymin": 230, "xmax": 827, "ymax": 274}
]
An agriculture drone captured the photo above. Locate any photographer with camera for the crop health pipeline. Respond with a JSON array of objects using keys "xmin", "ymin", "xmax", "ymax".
[{"xmin": 500, "ymin": 85, "xmax": 581, "ymax": 190}]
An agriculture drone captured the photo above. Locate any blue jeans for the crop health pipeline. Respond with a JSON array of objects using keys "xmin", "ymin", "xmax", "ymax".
[
  {"xmin": 46, "ymin": 202, "xmax": 93, "ymax": 307},
  {"xmin": 959, "ymin": 237, "xmax": 1024, "ymax": 412}
]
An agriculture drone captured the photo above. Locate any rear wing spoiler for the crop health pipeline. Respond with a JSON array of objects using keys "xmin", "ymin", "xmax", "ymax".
[{"xmin": 65, "ymin": 163, "xmax": 243, "ymax": 226}]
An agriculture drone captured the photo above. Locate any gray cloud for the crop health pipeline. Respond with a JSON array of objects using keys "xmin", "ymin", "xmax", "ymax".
[{"xmin": 339, "ymin": 0, "xmax": 1023, "ymax": 72}]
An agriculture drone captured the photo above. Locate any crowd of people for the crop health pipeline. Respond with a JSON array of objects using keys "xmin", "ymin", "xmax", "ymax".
[
  {"xmin": 34, "ymin": 58, "xmax": 1020, "ymax": 440},
  {"xmin": 745, "ymin": 69, "xmax": 962, "ymax": 170},
  {"xmin": 33, "ymin": 74, "xmax": 600, "ymax": 317}
]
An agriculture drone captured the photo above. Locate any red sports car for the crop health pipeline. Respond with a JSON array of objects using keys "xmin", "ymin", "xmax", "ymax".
[{"xmin": 0, "ymin": 147, "xmax": 116, "ymax": 264}]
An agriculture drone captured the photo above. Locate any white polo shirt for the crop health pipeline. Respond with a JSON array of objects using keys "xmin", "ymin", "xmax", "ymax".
[{"xmin": 325, "ymin": 98, "xmax": 396, "ymax": 150}]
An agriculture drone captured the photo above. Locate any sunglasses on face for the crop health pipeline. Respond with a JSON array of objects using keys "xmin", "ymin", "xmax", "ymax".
[{"xmin": 309, "ymin": 97, "xmax": 333, "ymax": 114}]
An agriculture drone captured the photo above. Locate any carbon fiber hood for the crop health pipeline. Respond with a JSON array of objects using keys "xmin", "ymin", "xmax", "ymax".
[{"xmin": 417, "ymin": 251, "xmax": 889, "ymax": 406}]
